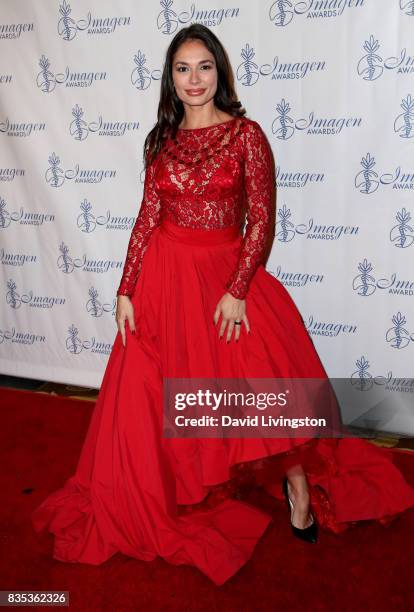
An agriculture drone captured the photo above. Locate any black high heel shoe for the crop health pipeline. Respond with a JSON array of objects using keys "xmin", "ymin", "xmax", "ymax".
[{"xmin": 282, "ymin": 476, "xmax": 318, "ymax": 543}]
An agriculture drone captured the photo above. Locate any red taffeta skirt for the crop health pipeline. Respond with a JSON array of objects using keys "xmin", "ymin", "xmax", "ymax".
[{"xmin": 31, "ymin": 219, "xmax": 414, "ymax": 586}]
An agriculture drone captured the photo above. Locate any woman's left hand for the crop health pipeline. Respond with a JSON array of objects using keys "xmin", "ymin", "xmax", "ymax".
[{"xmin": 213, "ymin": 292, "xmax": 250, "ymax": 343}]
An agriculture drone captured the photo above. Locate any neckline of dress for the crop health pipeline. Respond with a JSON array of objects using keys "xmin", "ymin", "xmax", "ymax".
[{"xmin": 177, "ymin": 117, "xmax": 239, "ymax": 132}]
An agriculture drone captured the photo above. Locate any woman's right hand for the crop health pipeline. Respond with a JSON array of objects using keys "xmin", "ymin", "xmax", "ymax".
[{"xmin": 116, "ymin": 295, "xmax": 136, "ymax": 347}]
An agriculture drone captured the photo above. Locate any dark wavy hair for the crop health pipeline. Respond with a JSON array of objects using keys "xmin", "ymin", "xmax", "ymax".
[{"xmin": 143, "ymin": 23, "xmax": 246, "ymax": 167}]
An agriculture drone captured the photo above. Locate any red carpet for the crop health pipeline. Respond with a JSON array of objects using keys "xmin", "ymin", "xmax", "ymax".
[{"xmin": 1, "ymin": 386, "xmax": 414, "ymax": 611}]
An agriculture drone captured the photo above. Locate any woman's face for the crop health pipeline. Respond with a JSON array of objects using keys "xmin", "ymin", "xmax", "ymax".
[{"xmin": 172, "ymin": 39, "xmax": 218, "ymax": 109}]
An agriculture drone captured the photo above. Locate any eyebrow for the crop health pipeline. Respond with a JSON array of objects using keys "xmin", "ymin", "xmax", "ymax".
[{"xmin": 173, "ymin": 59, "xmax": 214, "ymax": 66}]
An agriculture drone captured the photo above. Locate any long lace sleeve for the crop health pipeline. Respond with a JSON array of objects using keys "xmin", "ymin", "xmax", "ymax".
[
  {"xmin": 116, "ymin": 156, "xmax": 162, "ymax": 297},
  {"xmin": 224, "ymin": 121, "xmax": 275, "ymax": 300}
]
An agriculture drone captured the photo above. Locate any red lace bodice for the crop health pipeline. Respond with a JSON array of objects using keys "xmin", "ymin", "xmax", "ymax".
[{"xmin": 116, "ymin": 116, "xmax": 275, "ymax": 300}]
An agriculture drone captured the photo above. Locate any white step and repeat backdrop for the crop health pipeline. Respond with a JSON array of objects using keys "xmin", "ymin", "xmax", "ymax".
[{"xmin": 1, "ymin": 1, "xmax": 413, "ymax": 396}]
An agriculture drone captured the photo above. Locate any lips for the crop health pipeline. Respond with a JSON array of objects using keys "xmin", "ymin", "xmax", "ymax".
[{"xmin": 185, "ymin": 89, "xmax": 205, "ymax": 95}]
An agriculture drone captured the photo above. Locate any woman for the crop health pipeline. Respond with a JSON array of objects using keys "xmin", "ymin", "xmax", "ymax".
[{"xmin": 31, "ymin": 24, "xmax": 414, "ymax": 586}]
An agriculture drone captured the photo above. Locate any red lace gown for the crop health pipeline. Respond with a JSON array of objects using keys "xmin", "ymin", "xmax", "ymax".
[{"xmin": 31, "ymin": 116, "xmax": 414, "ymax": 586}]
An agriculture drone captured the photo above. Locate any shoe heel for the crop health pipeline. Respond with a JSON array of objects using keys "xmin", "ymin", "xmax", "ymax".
[{"xmin": 282, "ymin": 476, "xmax": 318, "ymax": 544}]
